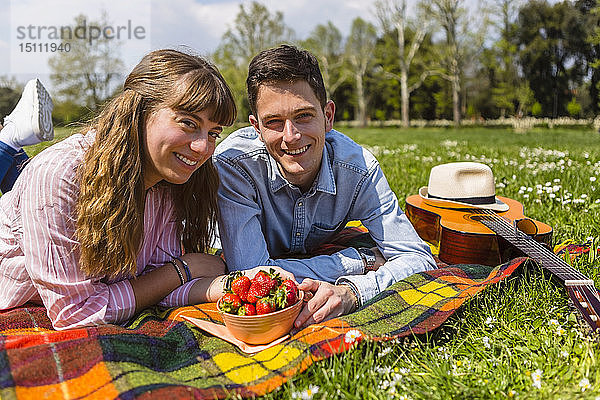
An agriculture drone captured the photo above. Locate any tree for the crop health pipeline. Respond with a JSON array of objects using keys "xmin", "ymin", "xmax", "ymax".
[
  {"xmin": 531, "ymin": 101, "xmax": 542, "ymax": 117},
  {"xmin": 0, "ymin": 77, "xmax": 22, "ymax": 120},
  {"xmin": 483, "ymin": 0, "xmax": 523, "ymax": 117},
  {"xmin": 567, "ymin": 97, "xmax": 582, "ymax": 117},
  {"xmin": 419, "ymin": 0, "xmax": 484, "ymax": 126},
  {"xmin": 301, "ymin": 22, "xmax": 348, "ymax": 99},
  {"xmin": 375, "ymin": 0, "xmax": 431, "ymax": 127},
  {"xmin": 213, "ymin": 2, "xmax": 294, "ymax": 120},
  {"xmin": 516, "ymin": 1, "xmax": 589, "ymax": 117},
  {"xmin": 345, "ymin": 18, "xmax": 378, "ymax": 127},
  {"xmin": 48, "ymin": 13, "xmax": 124, "ymax": 112},
  {"xmin": 467, "ymin": 47, "xmax": 497, "ymax": 118},
  {"xmin": 582, "ymin": 0, "xmax": 600, "ymax": 113},
  {"xmin": 419, "ymin": 0, "xmax": 465, "ymax": 126},
  {"xmin": 515, "ymin": 83, "xmax": 535, "ymax": 116}
]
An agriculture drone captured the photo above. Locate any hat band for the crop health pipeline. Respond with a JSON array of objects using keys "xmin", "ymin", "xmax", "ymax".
[{"xmin": 428, "ymin": 193, "xmax": 496, "ymax": 205}]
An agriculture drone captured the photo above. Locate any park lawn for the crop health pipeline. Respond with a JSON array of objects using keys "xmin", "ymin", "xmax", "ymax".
[
  {"xmin": 24, "ymin": 126, "xmax": 79, "ymax": 157},
  {"xmin": 25, "ymin": 126, "xmax": 600, "ymax": 399}
]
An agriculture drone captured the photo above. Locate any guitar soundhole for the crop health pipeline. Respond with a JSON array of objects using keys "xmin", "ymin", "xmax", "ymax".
[
  {"xmin": 516, "ymin": 218, "xmax": 538, "ymax": 236},
  {"xmin": 467, "ymin": 214, "xmax": 495, "ymax": 223}
]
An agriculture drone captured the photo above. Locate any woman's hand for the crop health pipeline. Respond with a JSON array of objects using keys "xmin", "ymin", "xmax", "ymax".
[
  {"xmin": 242, "ymin": 265, "xmax": 296, "ymax": 283},
  {"xmin": 132, "ymin": 253, "xmax": 226, "ymax": 312},
  {"xmin": 187, "ymin": 265, "xmax": 296, "ymax": 304},
  {"xmin": 178, "ymin": 253, "xmax": 226, "ymax": 279}
]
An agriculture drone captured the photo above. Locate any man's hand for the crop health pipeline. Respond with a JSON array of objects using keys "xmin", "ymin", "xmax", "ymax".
[
  {"xmin": 371, "ymin": 247, "xmax": 386, "ymax": 270},
  {"xmin": 294, "ymin": 279, "xmax": 356, "ymax": 329}
]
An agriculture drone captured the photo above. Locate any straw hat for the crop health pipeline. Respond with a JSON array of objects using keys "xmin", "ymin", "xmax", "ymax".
[{"xmin": 419, "ymin": 162, "xmax": 509, "ymax": 212}]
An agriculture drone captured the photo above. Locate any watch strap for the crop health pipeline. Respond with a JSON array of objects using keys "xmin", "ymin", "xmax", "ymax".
[{"xmin": 358, "ymin": 247, "xmax": 376, "ymax": 272}]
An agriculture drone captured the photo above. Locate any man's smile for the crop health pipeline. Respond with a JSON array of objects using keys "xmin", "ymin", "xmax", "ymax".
[{"xmin": 283, "ymin": 144, "xmax": 310, "ymax": 156}]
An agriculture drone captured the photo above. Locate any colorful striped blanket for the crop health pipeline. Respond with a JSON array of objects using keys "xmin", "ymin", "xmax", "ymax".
[{"xmin": 0, "ymin": 257, "xmax": 526, "ymax": 399}]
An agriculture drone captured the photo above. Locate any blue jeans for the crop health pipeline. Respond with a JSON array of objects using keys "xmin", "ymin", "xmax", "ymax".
[{"xmin": 0, "ymin": 141, "xmax": 28, "ymax": 193}]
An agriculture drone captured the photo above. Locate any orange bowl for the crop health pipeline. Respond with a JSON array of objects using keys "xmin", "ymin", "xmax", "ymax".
[{"xmin": 217, "ymin": 291, "xmax": 304, "ymax": 345}]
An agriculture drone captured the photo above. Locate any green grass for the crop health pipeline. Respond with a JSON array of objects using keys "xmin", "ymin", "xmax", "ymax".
[
  {"xmin": 254, "ymin": 127, "xmax": 600, "ymax": 400},
  {"xmin": 24, "ymin": 126, "xmax": 79, "ymax": 157},
  {"xmin": 25, "ymin": 126, "xmax": 600, "ymax": 399}
]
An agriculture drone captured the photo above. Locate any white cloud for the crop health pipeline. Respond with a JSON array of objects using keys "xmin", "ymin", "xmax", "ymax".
[
  {"xmin": 2, "ymin": 0, "xmax": 381, "ymax": 84},
  {"xmin": 149, "ymin": 0, "xmax": 240, "ymax": 56},
  {"xmin": 149, "ymin": 0, "xmax": 380, "ymax": 56}
]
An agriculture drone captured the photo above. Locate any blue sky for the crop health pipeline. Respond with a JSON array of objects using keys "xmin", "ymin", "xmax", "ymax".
[{"xmin": 1, "ymin": 0, "xmax": 387, "ymax": 88}]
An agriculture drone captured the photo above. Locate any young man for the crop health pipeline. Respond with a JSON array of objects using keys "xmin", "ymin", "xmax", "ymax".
[{"xmin": 214, "ymin": 45, "xmax": 436, "ymax": 328}]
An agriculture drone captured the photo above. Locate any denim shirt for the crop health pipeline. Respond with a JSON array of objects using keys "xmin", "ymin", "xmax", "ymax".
[{"xmin": 214, "ymin": 127, "xmax": 436, "ymax": 305}]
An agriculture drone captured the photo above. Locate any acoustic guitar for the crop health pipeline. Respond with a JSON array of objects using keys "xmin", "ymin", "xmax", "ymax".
[{"xmin": 405, "ymin": 194, "xmax": 600, "ymax": 332}]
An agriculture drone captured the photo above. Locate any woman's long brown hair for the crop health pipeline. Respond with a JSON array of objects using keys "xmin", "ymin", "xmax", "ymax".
[{"xmin": 76, "ymin": 49, "xmax": 236, "ymax": 279}]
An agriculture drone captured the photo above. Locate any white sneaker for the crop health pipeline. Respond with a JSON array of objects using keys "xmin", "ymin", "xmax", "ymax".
[{"xmin": 3, "ymin": 79, "xmax": 54, "ymax": 147}]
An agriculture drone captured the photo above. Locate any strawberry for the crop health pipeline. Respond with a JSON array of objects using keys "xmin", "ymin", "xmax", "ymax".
[
  {"xmin": 247, "ymin": 281, "xmax": 270, "ymax": 303},
  {"xmin": 274, "ymin": 279, "xmax": 298, "ymax": 309},
  {"xmin": 253, "ymin": 270, "xmax": 279, "ymax": 293},
  {"xmin": 246, "ymin": 268, "xmax": 281, "ymax": 303},
  {"xmin": 255, "ymin": 297, "xmax": 276, "ymax": 315},
  {"xmin": 231, "ymin": 275, "xmax": 251, "ymax": 302},
  {"xmin": 219, "ymin": 293, "xmax": 242, "ymax": 314},
  {"xmin": 237, "ymin": 303, "xmax": 256, "ymax": 316},
  {"xmin": 281, "ymin": 279, "xmax": 298, "ymax": 299}
]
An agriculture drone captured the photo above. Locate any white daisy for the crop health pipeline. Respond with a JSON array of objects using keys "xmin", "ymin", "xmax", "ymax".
[
  {"xmin": 482, "ymin": 336, "xmax": 491, "ymax": 349},
  {"xmin": 291, "ymin": 385, "xmax": 320, "ymax": 400},
  {"xmin": 344, "ymin": 329, "xmax": 362, "ymax": 344},
  {"xmin": 531, "ymin": 369, "xmax": 543, "ymax": 389},
  {"xmin": 579, "ymin": 378, "xmax": 591, "ymax": 392}
]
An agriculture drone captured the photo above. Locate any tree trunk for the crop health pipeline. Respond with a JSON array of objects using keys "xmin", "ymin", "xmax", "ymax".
[
  {"xmin": 356, "ymin": 73, "xmax": 367, "ymax": 127},
  {"xmin": 401, "ymin": 67, "xmax": 409, "ymax": 128},
  {"xmin": 451, "ymin": 58, "xmax": 460, "ymax": 127},
  {"xmin": 452, "ymin": 76, "xmax": 460, "ymax": 127}
]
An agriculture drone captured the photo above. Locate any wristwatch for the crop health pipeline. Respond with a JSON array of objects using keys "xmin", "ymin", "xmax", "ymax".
[{"xmin": 358, "ymin": 247, "xmax": 376, "ymax": 273}]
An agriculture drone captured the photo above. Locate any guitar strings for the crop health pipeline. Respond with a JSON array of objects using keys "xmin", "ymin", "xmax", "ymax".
[
  {"xmin": 470, "ymin": 208, "xmax": 600, "ymax": 330},
  {"xmin": 567, "ymin": 285, "xmax": 600, "ymax": 330},
  {"xmin": 477, "ymin": 208, "xmax": 590, "ymax": 282},
  {"xmin": 478, "ymin": 208, "xmax": 583, "ymax": 278},
  {"xmin": 480, "ymin": 208, "xmax": 600, "ymax": 329}
]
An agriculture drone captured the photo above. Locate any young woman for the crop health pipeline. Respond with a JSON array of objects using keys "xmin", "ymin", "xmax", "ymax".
[{"xmin": 0, "ymin": 49, "xmax": 286, "ymax": 330}]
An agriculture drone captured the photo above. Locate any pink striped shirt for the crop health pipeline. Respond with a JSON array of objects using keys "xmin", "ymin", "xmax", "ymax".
[{"xmin": 0, "ymin": 132, "xmax": 198, "ymax": 330}]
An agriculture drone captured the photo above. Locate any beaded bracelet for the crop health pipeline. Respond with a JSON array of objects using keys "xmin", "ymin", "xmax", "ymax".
[
  {"xmin": 174, "ymin": 256, "xmax": 192, "ymax": 282},
  {"xmin": 169, "ymin": 260, "xmax": 185, "ymax": 286},
  {"xmin": 339, "ymin": 281, "xmax": 361, "ymax": 311}
]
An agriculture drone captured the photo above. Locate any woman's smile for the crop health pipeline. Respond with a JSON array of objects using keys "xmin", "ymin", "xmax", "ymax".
[{"xmin": 175, "ymin": 152, "xmax": 199, "ymax": 166}]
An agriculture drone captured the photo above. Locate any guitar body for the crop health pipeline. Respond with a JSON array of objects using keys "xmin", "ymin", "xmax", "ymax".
[
  {"xmin": 406, "ymin": 193, "xmax": 600, "ymax": 333},
  {"xmin": 405, "ymin": 195, "xmax": 553, "ymax": 266}
]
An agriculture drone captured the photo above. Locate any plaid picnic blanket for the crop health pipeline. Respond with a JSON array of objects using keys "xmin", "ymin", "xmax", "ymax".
[
  {"xmin": 554, "ymin": 240, "xmax": 600, "ymax": 261},
  {"xmin": 0, "ymin": 256, "xmax": 526, "ymax": 399}
]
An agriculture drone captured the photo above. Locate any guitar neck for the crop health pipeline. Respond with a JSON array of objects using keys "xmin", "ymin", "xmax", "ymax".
[
  {"xmin": 479, "ymin": 214, "xmax": 600, "ymax": 332},
  {"xmin": 478, "ymin": 216, "xmax": 592, "ymax": 285}
]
